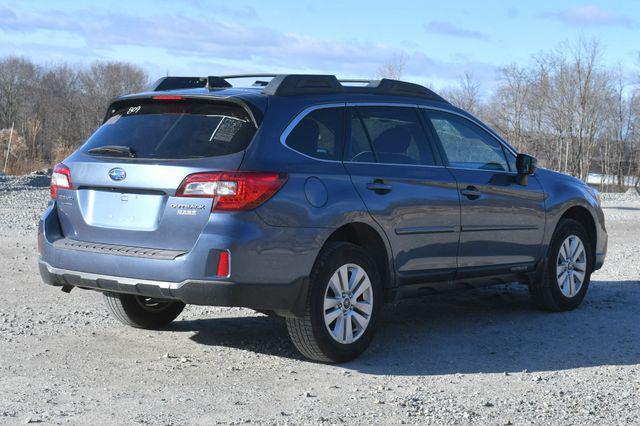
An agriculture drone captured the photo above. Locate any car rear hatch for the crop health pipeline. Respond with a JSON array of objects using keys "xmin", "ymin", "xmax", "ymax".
[{"xmin": 54, "ymin": 97, "xmax": 258, "ymax": 251}]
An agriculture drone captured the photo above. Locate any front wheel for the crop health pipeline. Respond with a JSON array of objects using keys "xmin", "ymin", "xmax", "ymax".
[
  {"xmin": 103, "ymin": 292, "xmax": 185, "ymax": 329},
  {"xmin": 529, "ymin": 218, "xmax": 593, "ymax": 311},
  {"xmin": 286, "ymin": 242, "xmax": 382, "ymax": 363}
]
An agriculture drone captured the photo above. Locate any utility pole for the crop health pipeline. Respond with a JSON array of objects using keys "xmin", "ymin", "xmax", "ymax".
[{"xmin": 3, "ymin": 122, "xmax": 14, "ymax": 174}]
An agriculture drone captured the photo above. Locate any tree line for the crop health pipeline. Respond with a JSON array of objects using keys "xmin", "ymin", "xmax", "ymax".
[
  {"xmin": 441, "ymin": 40, "xmax": 639, "ymax": 190},
  {"xmin": 1, "ymin": 40, "xmax": 639, "ymax": 190},
  {"xmin": 0, "ymin": 57, "xmax": 148, "ymax": 174}
]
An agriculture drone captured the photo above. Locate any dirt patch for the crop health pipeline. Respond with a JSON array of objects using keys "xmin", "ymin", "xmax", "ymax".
[{"xmin": 1, "ymin": 186, "xmax": 638, "ymax": 424}]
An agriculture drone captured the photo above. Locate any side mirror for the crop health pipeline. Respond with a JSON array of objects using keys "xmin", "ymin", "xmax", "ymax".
[{"xmin": 515, "ymin": 153, "xmax": 537, "ymax": 185}]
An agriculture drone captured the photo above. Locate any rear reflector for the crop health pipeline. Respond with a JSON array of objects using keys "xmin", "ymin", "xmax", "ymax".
[
  {"xmin": 50, "ymin": 163, "xmax": 73, "ymax": 199},
  {"xmin": 216, "ymin": 251, "xmax": 230, "ymax": 277},
  {"xmin": 176, "ymin": 172, "xmax": 287, "ymax": 211}
]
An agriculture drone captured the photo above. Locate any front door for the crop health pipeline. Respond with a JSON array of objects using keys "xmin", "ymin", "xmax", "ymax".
[
  {"xmin": 343, "ymin": 105, "xmax": 461, "ymax": 285},
  {"xmin": 423, "ymin": 109, "xmax": 546, "ymax": 273}
]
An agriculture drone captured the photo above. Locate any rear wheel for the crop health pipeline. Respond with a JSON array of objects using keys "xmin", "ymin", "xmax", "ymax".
[
  {"xmin": 529, "ymin": 219, "xmax": 593, "ymax": 311},
  {"xmin": 286, "ymin": 242, "xmax": 382, "ymax": 363},
  {"xmin": 103, "ymin": 292, "xmax": 185, "ymax": 329}
]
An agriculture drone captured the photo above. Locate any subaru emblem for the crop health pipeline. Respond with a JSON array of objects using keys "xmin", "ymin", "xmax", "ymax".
[{"xmin": 108, "ymin": 167, "xmax": 126, "ymax": 182}]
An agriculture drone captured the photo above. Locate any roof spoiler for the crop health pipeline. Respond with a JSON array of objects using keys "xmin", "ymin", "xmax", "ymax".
[
  {"xmin": 149, "ymin": 74, "xmax": 447, "ymax": 102},
  {"xmin": 149, "ymin": 76, "xmax": 233, "ymax": 91}
]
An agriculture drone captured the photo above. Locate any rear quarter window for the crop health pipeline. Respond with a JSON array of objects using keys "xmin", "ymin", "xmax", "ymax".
[
  {"xmin": 81, "ymin": 101, "xmax": 256, "ymax": 159},
  {"xmin": 284, "ymin": 107, "xmax": 344, "ymax": 161}
]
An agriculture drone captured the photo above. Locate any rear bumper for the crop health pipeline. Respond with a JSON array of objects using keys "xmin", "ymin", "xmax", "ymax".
[
  {"xmin": 38, "ymin": 202, "xmax": 330, "ymax": 316},
  {"xmin": 39, "ymin": 260, "xmax": 309, "ymax": 316}
]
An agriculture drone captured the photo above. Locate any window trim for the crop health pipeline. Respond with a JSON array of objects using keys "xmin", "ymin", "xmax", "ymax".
[
  {"xmin": 279, "ymin": 102, "xmax": 519, "ymax": 171},
  {"xmin": 280, "ymin": 103, "xmax": 346, "ymax": 163}
]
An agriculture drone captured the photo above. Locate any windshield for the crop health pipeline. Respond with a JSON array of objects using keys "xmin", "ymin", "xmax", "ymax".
[{"xmin": 81, "ymin": 101, "xmax": 256, "ymax": 159}]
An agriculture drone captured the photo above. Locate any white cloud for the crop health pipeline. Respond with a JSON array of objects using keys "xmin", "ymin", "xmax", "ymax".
[
  {"xmin": 425, "ymin": 21, "xmax": 489, "ymax": 40},
  {"xmin": 0, "ymin": 5, "xmax": 499, "ymax": 88},
  {"xmin": 543, "ymin": 5, "xmax": 636, "ymax": 28}
]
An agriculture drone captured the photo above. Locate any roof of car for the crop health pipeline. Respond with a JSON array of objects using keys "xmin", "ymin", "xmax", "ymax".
[
  {"xmin": 112, "ymin": 74, "xmax": 452, "ymax": 126},
  {"xmin": 125, "ymin": 74, "xmax": 448, "ymax": 103}
]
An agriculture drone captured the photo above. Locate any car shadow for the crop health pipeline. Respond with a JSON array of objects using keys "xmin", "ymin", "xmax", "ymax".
[{"xmin": 171, "ymin": 279, "xmax": 640, "ymax": 374}]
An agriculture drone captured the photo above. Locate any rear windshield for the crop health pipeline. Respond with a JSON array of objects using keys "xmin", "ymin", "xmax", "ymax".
[{"xmin": 81, "ymin": 101, "xmax": 256, "ymax": 159}]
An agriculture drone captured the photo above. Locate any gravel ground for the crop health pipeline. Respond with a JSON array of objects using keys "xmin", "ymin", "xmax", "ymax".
[{"xmin": 0, "ymin": 173, "xmax": 639, "ymax": 424}]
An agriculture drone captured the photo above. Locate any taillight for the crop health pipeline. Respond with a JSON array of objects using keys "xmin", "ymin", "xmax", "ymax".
[
  {"xmin": 176, "ymin": 171, "xmax": 287, "ymax": 211},
  {"xmin": 50, "ymin": 163, "xmax": 72, "ymax": 199}
]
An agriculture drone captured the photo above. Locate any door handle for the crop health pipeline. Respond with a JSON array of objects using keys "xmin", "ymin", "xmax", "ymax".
[
  {"xmin": 460, "ymin": 186, "xmax": 481, "ymax": 200},
  {"xmin": 367, "ymin": 179, "xmax": 392, "ymax": 194}
]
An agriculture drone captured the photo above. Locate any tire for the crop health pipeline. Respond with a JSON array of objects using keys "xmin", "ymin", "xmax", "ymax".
[
  {"xmin": 103, "ymin": 292, "xmax": 185, "ymax": 329},
  {"xmin": 286, "ymin": 242, "xmax": 382, "ymax": 363},
  {"xmin": 529, "ymin": 218, "xmax": 593, "ymax": 311}
]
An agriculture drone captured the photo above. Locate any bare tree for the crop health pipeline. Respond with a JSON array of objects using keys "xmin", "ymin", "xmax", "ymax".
[
  {"xmin": 0, "ymin": 57, "xmax": 149, "ymax": 174},
  {"xmin": 0, "ymin": 43, "xmax": 638, "ymax": 186},
  {"xmin": 376, "ymin": 53, "xmax": 408, "ymax": 80},
  {"xmin": 444, "ymin": 71, "xmax": 482, "ymax": 116}
]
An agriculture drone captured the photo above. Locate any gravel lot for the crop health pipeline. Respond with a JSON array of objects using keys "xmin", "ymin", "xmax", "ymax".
[{"xmin": 1, "ymin": 174, "xmax": 639, "ymax": 425}]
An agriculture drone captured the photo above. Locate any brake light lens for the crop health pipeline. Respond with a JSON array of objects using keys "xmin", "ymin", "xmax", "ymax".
[
  {"xmin": 176, "ymin": 172, "xmax": 288, "ymax": 211},
  {"xmin": 152, "ymin": 95, "xmax": 184, "ymax": 100},
  {"xmin": 50, "ymin": 163, "xmax": 72, "ymax": 199}
]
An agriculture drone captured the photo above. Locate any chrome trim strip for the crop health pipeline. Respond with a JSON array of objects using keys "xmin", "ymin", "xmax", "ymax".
[
  {"xmin": 345, "ymin": 102, "xmax": 419, "ymax": 108},
  {"xmin": 446, "ymin": 166, "xmax": 517, "ymax": 175},
  {"xmin": 278, "ymin": 101, "xmax": 519, "ymax": 169},
  {"xmin": 343, "ymin": 160, "xmax": 445, "ymax": 169},
  {"xmin": 281, "ymin": 101, "xmax": 439, "ymax": 167},
  {"xmin": 44, "ymin": 262, "xmax": 179, "ymax": 289},
  {"xmin": 42, "ymin": 262, "xmax": 229, "ymax": 290}
]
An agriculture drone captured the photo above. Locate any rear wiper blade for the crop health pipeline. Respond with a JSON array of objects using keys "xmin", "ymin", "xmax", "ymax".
[{"xmin": 87, "ymin": 145, "xmax": 137, "ymax": 158}]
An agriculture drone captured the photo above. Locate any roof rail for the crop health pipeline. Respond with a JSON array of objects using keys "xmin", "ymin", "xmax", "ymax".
[
  {"xmin": 263, "ymin": 75, "xmax": 447, "ymax": 102},
  {"xmin": 220, "ymin": 74, "xmax": 279, "ymax": 80},
  {"xmin": 149, "ymin": 74, "xmax": 447, "ymax": 102},
  {"xmin": 263, "ymin": 74, "xmax": 342, "ymax": 96},
  {"xmin": 339, "ymin": 79, "xmax": 376, "ymax": 85}
]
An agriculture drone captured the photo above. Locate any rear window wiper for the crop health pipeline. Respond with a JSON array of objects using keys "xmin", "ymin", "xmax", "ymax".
[{"xmin": 87, "ymin": 145, "xmax": 137, "ymax": 158}]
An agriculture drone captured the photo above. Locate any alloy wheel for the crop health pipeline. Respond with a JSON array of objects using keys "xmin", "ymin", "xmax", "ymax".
[
  {"xmin": 556, "ymin": 235, "xmax": 587, "ymax": 298},
  {"xmin": 323, "ymin": 263, "xmax": 373, "ymax": 344}
]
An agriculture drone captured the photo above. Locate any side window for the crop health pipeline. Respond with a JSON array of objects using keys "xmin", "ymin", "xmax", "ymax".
[
  {"xmin": 285, "ymin": 107, "xmax": 344, "ymax": 160},
  {"xmin": 346, "ymin": 110, "xmax": 376, "ymax": 163},
  {"xmin": 505, "ymin": 150, "xmax": 517, "ymax": 172},
  {"xmin": 347, "ymin": 106, "xmax": 436, "ymax": 166},
  {"xmin": 425, "ymin": 110, "xmax": 509, "ymax": 171}
]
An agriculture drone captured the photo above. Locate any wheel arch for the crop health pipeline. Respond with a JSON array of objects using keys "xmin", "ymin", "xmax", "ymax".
[
  {"xmin": 557, "ymin": 205, "xmax": 597, "ymax": 265},
  {"xmin": 322, "ymin": 222, "xmax": 395, "ymax": 292}
]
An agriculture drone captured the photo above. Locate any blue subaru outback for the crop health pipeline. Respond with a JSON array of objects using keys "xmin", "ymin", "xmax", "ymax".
[{"xmin": 38, "ymin": 74, "xmax": 607, "ymax": 362}]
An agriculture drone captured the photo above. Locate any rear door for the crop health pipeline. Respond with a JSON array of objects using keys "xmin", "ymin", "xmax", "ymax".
[
  {"xmin": 343, "ymin": 105, "xmax": 461, "ymax": 285},
  {"xmin": 56, "ymin": 99, "xmax": 257, "ymax": 251},
  {"xmin": 422, "ymin": 109, "xmax": 546, "ymax": 272}
]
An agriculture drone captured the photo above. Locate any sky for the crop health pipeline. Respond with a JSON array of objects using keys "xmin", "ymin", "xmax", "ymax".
[{"xmin": 0, "ymin": 0, "xmax": 638, "ymax": 92}]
